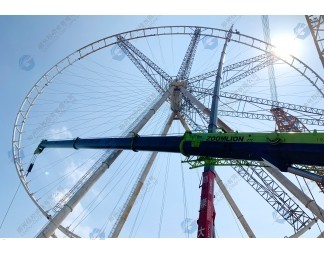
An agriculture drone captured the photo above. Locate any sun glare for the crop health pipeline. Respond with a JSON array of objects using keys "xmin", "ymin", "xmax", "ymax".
[{"xmin": 271, "ymin": 35, "xmax": 301, "ymax": 58}]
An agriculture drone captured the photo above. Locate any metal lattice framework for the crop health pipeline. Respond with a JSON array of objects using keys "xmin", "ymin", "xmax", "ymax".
[
  {"xmin": 306, "ymin": 15, "xmax": 324, "ymax": 68},
  {"xmin": 12, "ymin": 26, "xmax": 324, "ymax": 238}
]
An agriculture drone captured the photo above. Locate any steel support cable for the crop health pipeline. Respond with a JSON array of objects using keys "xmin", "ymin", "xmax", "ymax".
[
  {"xmin": 98, "ymin": 152, "xmax": 146, "ymax": 236},
  {"xmin": 27, "ymin": 150, "xmax": 78, "ymax": 181},
  {"xmin": 131, "ymin": 154, "xmax": 162, "ymax": 237},
  {"xmin": 114, "ymin": 112, "xmax": 174, "ymax": 238},
  {"xmin": 178, "ymin": 118, "xmax": 189, "ymax": 238},
  {"xmin": 70, "ymin": 152, "xmax": 141, "ymax": 231},
  {"xmin": 180, "ymin": 158, "xmax": 189, "ymax": 238},
  {"xmin": 0, "ymin": 182, "xmax": 21, "ymax": 230},
  {"xmin": 179, "ymin": 117, "xmax": 189, "ymax": 238},
  {"xmin": 158, "ymin": 153, "xmax": 171, "ymax": 237},
  {"xmin": 67, "ymin": 151, "xmax": 141, "ymax": 232},
  {"xmin": 226, "ymin": 198, "xmax": 244, "ymax": 238},
  {"xmin": 144, "ymin": 36, "xmax": 161, "ymax": 71},
  {"xmin": 157, "ymin": 33, "xmax": 170, "ymax": 75},
  {"xmin": 128, "ymin": 182, "xmax": 148, "ymax": 237},
  {"xmin": 129, "ymin": 147, "xmax": 166, "ymax": 238},
  {"xmin": 74, "ymin": 60, "xmax": 149, "ymax": 84},
  {"xmin": 33, "ymin": 151, "xmax": 102, "ymax": 197},
  {"xmin": 86, "ymin": 56, "xmax": 149, "ymax": 81},
  {"xmin": 171, "ymin": 33, "xmax": 176, "ymax": 72}
]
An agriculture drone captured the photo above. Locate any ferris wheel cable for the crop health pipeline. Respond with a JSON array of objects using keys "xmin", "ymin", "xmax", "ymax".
[
  {"xmin": 99, "ymin": 153, "xmax": 146, "ymax": 236},
  {"xmin": 179, "ymin": 124, "xmax": 189, "ymax": 238},
  {"xmin": 144, "ymin": 33, "xmax": 161, "ymax": 70},
  {"xmin": 127, "ymin": 151, "xmax": 166, "ymax": 238},
  {"xmin": 85, "ymin": 56, "xmax": 146, "ymax": 77},
  {"xmin": 108, "ymin": 113, "xmax": 172, "ymax": 238},
  {"xmin": 61, "ymin": 72, "xmax": 145, "ymax": 90},
  {"xmin": 70, "ymin": 151, "xmax": 143, "ymax": 231},
  {"xmin": 225, "ymin": 45, "xmax": 252, "ymax": 65},
  {"xmin": 0, "ymin": 182, "xmax": 21, "ymax": 230},
  {"xmin": 131, "ymin": 154, "xmax": 162, "ymax": 237},
  {"xmin": 170, "ymin": 33, "xmax": 175, "ymax": 72},
  {"xmin": 70, "ymin": 68, "xmax": 150, "ymax": 86},
  {"xmin": 129, "ymin": 150, "xmax": 166, "ymax": 237},
  {"xmin": 128, "ymin": 178, "xmax": 149, "ymax": 238},
  {"xmin": 32, "ymin": 151, "xmax": 102, "ymax": 196},
  {"xmin": 76, "ymin": 60, "xmax": 148, "ymax": 80},
  {"xmin": 155, "ymin": 34, "xmax": 170, "ymax": 76},
  {"xmin": 225, "ymin": 195, "xmax": 244, "ymax": 238},
  {"xmin": 27, "ymin": 150, "xmax": 78, "ymax": 173},
  {"xmin": 188, "ymin": 39, "xmax": 219, "ymax": 77},
  {"xmin": 158, "ymin": 153, "xmax": 171, "ymax": 238},
  {"xmin": 40, "ymin": 111, "xmax": 126, "ymax": 134}
]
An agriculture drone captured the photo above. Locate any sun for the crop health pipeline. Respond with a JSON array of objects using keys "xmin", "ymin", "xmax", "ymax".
[{"xmin": 270, "ymin": 34, "xmax": 301, "ymax": 58}]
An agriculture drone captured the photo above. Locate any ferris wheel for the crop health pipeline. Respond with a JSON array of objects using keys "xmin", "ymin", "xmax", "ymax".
[{"xmin": 12, "ymin": 25, "xmax": 324, "ymax": 238}]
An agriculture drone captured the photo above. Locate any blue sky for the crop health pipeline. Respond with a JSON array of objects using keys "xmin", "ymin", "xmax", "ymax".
[{"xmin": 1, "ymin": 15, "xmax": 324, "ymax": 241}]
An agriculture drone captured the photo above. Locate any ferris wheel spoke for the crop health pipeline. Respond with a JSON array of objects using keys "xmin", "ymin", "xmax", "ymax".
[
  {"xmin": 187, "ymin": 52, "xmax": 273, "ymax": 85},
  {"xmin": 221, "ymin": 55, "xmax": 276, "ymax": 89},
  {"xmin": 265, "ymin": 166, "xmax": 324, "ymax": 223},
  {"xmin": 218, "ymin": 92, "xmax": 324, "ymax": 116},
  {"xmin": 186, "ymin": 89, "xmax": 324, "ymax": 118},
  {"xmin": 176, "ymin": 28, "xmax": 201, "ymax": 81},
  {"xmin": 117, "ymin": 35, "xmax": 172, "ymax": 94},
  {"xmin": 218, "ymin": 110, "xmax": 324, "ymax": 127},
  {"xmin": 232, "ymin": 164, "xmax": 313, "ymax": 233},
  {"xmin": 187, "ymin": 55, "xmax": 276, "ymax": 103},
  {"xmin": 109, "ymin": 112, "xmax": 175, "ymax": 238}
]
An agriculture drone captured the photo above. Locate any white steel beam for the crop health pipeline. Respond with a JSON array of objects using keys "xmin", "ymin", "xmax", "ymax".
[{"xmin": 109, "ymin": 112, "xmax": 175, "ymax": 237}]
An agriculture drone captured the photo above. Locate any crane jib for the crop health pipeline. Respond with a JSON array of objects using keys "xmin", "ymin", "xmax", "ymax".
[{"xmin": 36, "ymin": 131, "xmax": 324, "ymax": 169}]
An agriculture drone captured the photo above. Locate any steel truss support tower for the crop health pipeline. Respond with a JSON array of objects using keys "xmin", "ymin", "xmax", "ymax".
[{"xmin": 306, "ymin": 15, "xmax": 324, "ymax": 68}]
